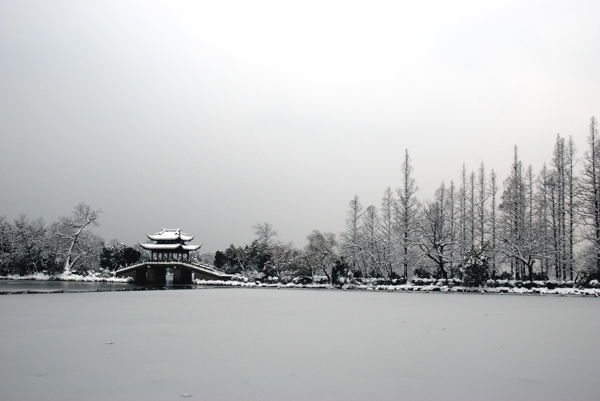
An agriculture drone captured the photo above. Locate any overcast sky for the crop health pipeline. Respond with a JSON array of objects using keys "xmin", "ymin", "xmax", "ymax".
[{"xmin": 1, "ymin": 0, "xmax": 599, "ymax": 252}]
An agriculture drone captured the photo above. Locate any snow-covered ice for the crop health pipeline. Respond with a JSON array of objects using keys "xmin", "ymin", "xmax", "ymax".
[{"xmin": 0, "ymin": 289, "xmax": 599, "ymax": 401}]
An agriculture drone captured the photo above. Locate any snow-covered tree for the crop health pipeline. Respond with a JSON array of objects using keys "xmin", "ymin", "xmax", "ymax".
[
  {"xmin": 55, "ymin": 202, "xmax": 101, "ymax": 274},
  {"xmin": 361, "ymin": 205, "xmax": 383, "ymax": 278},
  {"xmin": 447, "ymin": 180, "xmax": 458, "ymax": 277},
  {"xmin": 342, "ymin": 195, "xmax": 365, "ymax": 276},
  {"xmin": 498, "ymin": 147, "xmax": 541, "ymax": 281},
  {"xmin": 458, "ymin": 164, "xmax": 468, "ymax": 263},
  {"xmin": 476, "ymin": 162, "xmax": 488, "ymax": 247},
  {"xmin": 396, "ymin": 149, "xmax": 419, "ymax": 280},
  {"xmin": 303, "ymin": 230, "xmax": 338, "ymax": 283},
  {"xmin": 489, "ymin": 169, "xmax": 498, "ymax": 275},
  {"xmin": 380, "ymin": 187, "xmax": 397, "ymax": 279},
  {"xmin": 418, "ymin": 183, "xmax": 454, "ymax": 279},
  {"xmin": 566, "ymin": 135, "xmax": 577, "ymax": 280},
  {"xmin": 580, "ymin": 116, "xmax": 600, "ymax": 273}
]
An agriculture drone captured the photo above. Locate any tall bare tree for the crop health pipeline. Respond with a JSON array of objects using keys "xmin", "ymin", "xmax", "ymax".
[
  {"xmin": 581, "ymin": 116, "xmax": 600, "ymax": 273},
  {"xmin": 361, "ymin": 205, "xmax": 383, "ymax": 278},
  {"xmin": 476, "ymin": 162, "xmax": 488, "ymax": 247},
  {"xmin": 380, "ymin": 187, "xmax": 397, "ymax": 279},
  {"xmin": 418, "ymin": 183, "xmax": 454, "ymax": 279},
  {"xmin": 566, "ymin": 135, "xmax": 577, "ymax": 280},
  {"xmin": 459, "ymin": 164, "xmax": 468, "ymax": 262},
  {"xmin": 469, "ymin": 170, "xmax": 476, "ymax": 248},
  {"xmin": 489, "ymin": 169, "xmax": 498, "ymax": 275},
  {"xmin": 448, "ymin": 180, "xmax": 457, "ymax": 277},
  {"xmin": 396, "ymin": 149, "xmax": 419, "ymax": 280},
  {"xmin": 342, "ymin": 195, "xmax": 365, "ymax": 276},
  {"xmin": 56, "ymin": 203, "xmax": 100, "ymax": 274}
]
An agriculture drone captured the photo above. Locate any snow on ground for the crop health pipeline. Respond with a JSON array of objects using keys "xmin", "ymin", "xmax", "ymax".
[
  {"xmin": 0, "ymin": 289, "xmax": 598, "ymax": 401},
  {"xmin": 0, "ymin": 272, "xmax": 131, "ymax": 283},
  {"xmin": 195, "ymin": 279, "xmax": 600, "ymax": 296}
]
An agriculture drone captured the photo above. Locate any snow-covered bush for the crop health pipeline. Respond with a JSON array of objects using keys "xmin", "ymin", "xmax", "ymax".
[
  {"xmin": 461, "ymin": 246, "xmax": 490, "ymax": 287},
  {"xmin": 411, "ymin": 278, "xmax": 435, "ymax": 286},
  {"xmin": 413, "ymin": 267, "xmax": 432, "ymax": 279}
]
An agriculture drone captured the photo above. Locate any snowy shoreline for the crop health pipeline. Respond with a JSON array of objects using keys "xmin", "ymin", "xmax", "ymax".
[
  {"xmin": 194, "ymin": 279, "xmax": 600, "ymax": 296},
  {"xmin": 0, "ymin": 273, "xmax": 600, "ymax": 297},
  {"xmin": 1, "ymin": 273, "xmax": 600, "ymax": 296},
  {"xmin": 0, "ymin": 272, "xmax": 131, "ymax": 283}
]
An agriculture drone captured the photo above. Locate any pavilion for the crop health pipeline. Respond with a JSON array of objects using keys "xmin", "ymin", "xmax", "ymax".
[
  {"xmin": 140, "ymin": 228, "xmax": 201, "ymax": 262},
  {"xmin": 115, "ymin": 228, "xmax": 232, "ymax": 284}
]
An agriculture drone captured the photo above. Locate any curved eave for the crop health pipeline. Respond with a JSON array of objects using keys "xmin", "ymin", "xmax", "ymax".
[
  {"xmin": 139, "ymin": 243, "xmax": 202, "ymax": 251},
  {"xmin": 146, "ymin": 233, "xmax": 195, "ymax": 241},
  {"xmin": 182, "ymin": 244, "xmax": 202, "ymax": 251},
  {"xmin": 139, "ymin": 243, "xmax": 181, "ymax": 250}
]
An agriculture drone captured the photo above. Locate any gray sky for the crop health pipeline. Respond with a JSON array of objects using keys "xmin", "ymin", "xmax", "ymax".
[{"xmin": 1, "ymin": 0, "xmax": 599, "ymax": 252}]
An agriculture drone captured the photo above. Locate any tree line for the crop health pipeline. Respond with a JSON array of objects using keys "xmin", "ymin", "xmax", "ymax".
[
  {"xmin": 215, "ymin": 117, "xmax": 600, "ymax": 285},
  {"xmin": 0, "ymin": 203, "xmax": 141, "ymax": 276}
]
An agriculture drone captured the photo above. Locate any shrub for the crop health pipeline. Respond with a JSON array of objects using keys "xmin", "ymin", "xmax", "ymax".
[
  {"xmin": 496, "ymin": 271, "xmax": 513, "ymax": 280},
  {"xmin": 331, "ymin": 259, "xmax": 350, "ymax": 286},
  {"xmin": 413, "ymin": 267, "xmax": 431, "ymax": 279},
  {"xmin": 461, "ymin": 246, "xmax": 490, "ymax": 287}
]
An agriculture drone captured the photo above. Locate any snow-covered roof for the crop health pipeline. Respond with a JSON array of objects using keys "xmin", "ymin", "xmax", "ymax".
[
  {"xmin": 146, "ymin": 228, "xmax": 194, "ymax": 242},
  {"xmin": 139, "ymin": 243, "xmax": 202, "ymax": 251}
]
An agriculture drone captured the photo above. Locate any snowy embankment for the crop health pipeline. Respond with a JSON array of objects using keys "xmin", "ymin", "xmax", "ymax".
[
  {"xmin": 0, "ymin": 272, "xmax": 131, "ymax": 283},
  {"xmin": 195, "ymin": 277, "xmax": 600, "ymax": 296}
]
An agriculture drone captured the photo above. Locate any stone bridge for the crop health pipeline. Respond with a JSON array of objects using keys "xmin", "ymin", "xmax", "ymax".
[{"xmin": 115, "ymin": 262, "xmax": 232, "ymax": 285}]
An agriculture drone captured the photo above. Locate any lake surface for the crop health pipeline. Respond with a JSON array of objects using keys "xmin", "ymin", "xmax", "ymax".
[
  {"xmin": 0, "ymin": 279, "xmax": 137, "ymax": 293},
  {"xmin": 0, "ymin": 279, "xmax": 200, "ymax": 293},
  {"xmin": 0, "ymin": 289, "xmax": 598, "ymax": 401}
]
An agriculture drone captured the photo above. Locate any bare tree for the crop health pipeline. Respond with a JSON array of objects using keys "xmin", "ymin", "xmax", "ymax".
[
  {"xmin": 396, "ymin": 149, "xmax": 419, "ymax": 280},
  {"xmin": 499, "ymin": 147, "xmax": 541, "ymax": 281},
  {"xmin": 270, "ymin": 242, "xmax": 301, "ymax": 279},
  {"xmin": 448, "ymin": 180, "xmax": 457, "ymax": 277},
  {"xmin": 469, "ymin": 170, "xmax": 476, "ymax": 248},
  {"xmin": 459, "ymin": 164, "xmax": 468, "ymax": 262},
  {"xmin": 304, "ymin": 230, "xmax": 338, "ymax": 283},
  {"xmin": 489, "ymin": 169, "xmax": 498, "ymax": 275},
  {"xmin": 581, "ymin": 116, "xmax": 600, "ymax": 273},
  {"xmin": 566, "ymin": 135, "xmax": 577, "ymax": 280},
  {"xmin": 380, "ymin": 187, "xmax": 396, "ymax": 279},
  {"xmin": 476, "ymin": 162, "xmax": 488, "ymax": 247},
  {"xmin": 56, "ymin": 203, "xmax": 100, "ymax": 274},
  {"xmin": 361, "ymin": 205, "xmax": 384, "ymax": 278},
  {"xmin": 551, "ymin": 134, "xmax": 568, "ymax": 280},
  {"xmin": 342, "ymin": 195, "xmax": 364, "ymax": 276},
  {"xmin": 418, "ymin": 183, "xmax": 454, "ymax": 279},
  {"xmin": 254, "ymin": 222, "xmax": 277, "ymax": 247},
  {"xmin": 536, "ymin": 164, "xmax": 552, "ymax": 278}
]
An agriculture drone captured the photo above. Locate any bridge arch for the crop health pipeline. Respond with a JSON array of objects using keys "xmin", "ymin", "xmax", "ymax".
[{"xmin": 115, "ymin": 262, "xmax": 232, "ymax": 285}]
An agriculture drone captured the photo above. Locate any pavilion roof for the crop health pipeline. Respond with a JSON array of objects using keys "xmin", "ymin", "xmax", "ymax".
[
  {"xmin": 139, "ymin": 243, "xmax": 202, "ymax": 251},
  {"xmin": 146, "ymin": 228, "xmax": 194, "ymax": 242}
]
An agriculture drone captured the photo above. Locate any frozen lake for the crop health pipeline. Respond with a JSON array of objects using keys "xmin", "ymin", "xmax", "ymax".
[
  {"xmin": 0, "ymin": 289, "xmax": 598, "ymax": 401},
  {"xmin": 0, "ymin": 279, "xmax": 136, "ymax": 293},
  {"xmin": 0, "ymin": 279, "xmax": 195, "ymax": 294}
]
